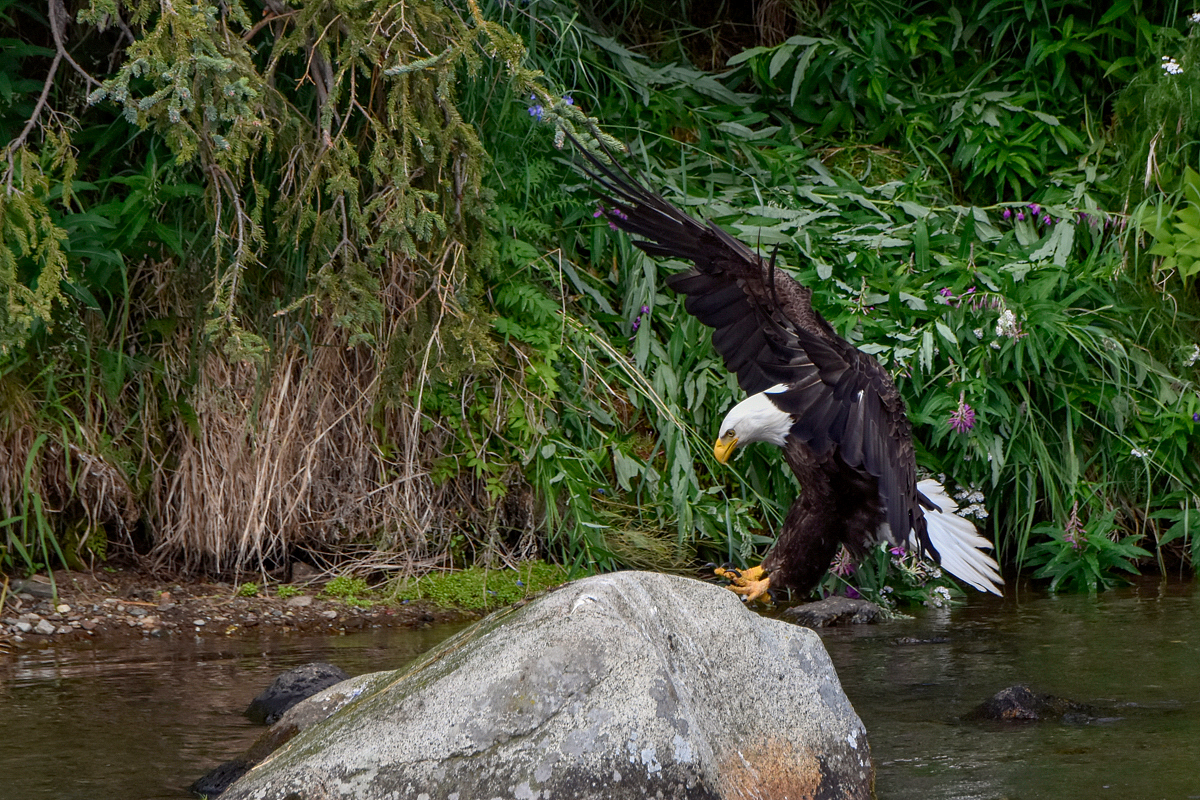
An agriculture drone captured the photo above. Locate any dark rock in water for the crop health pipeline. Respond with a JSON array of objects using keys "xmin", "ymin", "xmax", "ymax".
[
  {"xmin": 191, "ymin": 674, "xmax": 378, "ymax": 797},
  {"xmin": 244, "ymin": 662, "xmax": 350, "ymax": 724},
  {"xmin": 783, "ymin": 596, "xmax": 883, "ymax": 628},
  {"xmin": 892, "ymin": 636, "xmax": 950, "ymax": 646},
  {"xmin": 967, "ymin": 684, "xmax": 1098, "ymax": 723},
  {"xmin": 219, "ymin": 571, "xmax": 874, "ymax": 800}
]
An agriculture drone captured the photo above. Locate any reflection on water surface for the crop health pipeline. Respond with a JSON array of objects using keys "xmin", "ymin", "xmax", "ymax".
[
  {"xmin": 817, "ymin": 576, "xmax": 1200, "ymax": 799},
  {"xmin": 0, "ymin": 578, "xmax": 1196, "ymax": 799}
]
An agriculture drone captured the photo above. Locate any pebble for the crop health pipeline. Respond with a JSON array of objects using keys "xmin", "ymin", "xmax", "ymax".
[
  {"xmin": 56, "ymin": 604, "xmax": 71, "ymax": 614},
  {"xmin": 193, "ymin": 619, "xmax": 206, "ymax": 627},
  {"xmin": 285, "ymin": 595, "xmax": 314, "ymax": 607},
  {"xmin": 14, "ymin": 621, "xmax": 32, "ymax": 634},
  {"xmin": 320, "ymin": 610, "xmax": 338, "ymax": 620},
  {"xmin": 34, "ymin": 620, "xmax": 55, "ymax": 636}
]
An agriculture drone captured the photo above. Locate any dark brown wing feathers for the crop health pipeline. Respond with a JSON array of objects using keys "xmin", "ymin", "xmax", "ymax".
[{"xmin": 571, "ymin": 136, "xmax": 932, "ymax": 558}]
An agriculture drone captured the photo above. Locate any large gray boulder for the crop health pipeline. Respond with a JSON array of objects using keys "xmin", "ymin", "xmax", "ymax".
[{"xmin": 221, "ymin": 571, "xmax": 873, "ymax": 800}]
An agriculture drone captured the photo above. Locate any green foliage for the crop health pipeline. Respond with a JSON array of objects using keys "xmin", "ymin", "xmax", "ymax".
[
  {"xmin": 817, "ymin": 542, "xmax": 961, "ymax": 613},
  {"xmin": 321, "ymin": 575, "xmax": 372, "ymax": 606},
  {"xmin": 723, "ymin": 1, "xmax": 1158, "ymax": 203},
  {"xmin": 1113, "ymin": 16, "xmax": 1200, "ymax": 203},
  {"xmin": 1137, "ymin": 167, "xmax": 1200, "ymax": 284},
  {"xmin": 1026, "ymin": 504, "xmax": 1153, "ymax": 592},
  {"xmin": 275, "ymin": 584, "xmax": 300, "ymax": 599},
  {"xmin": 0, "ymin": 148, "xmax": 71, "ymax": 356},
  {"xmin": 236, "ymin": 581, "xmax": 259, "ymax": 597},
  {"xmin": 391, "ymin": 560, "xmax": 571, "ymax": 611}
]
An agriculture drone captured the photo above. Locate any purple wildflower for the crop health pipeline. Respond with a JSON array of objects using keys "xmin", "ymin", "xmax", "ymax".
[
  {"xmin": 939, "ymin": 287, "xmax": 954, "ymax": 297},
  {"xmin": 845, "ymin": 586, "xmax": 862, "ymax": 599},
  {"xmin": 831, "ymin": 546, "xmax": 855, "ymax": 577},
  {"xmin": 949, "ymin": 394, "xmax": 975, "ymax": 434},
  {"xmin": 631, "ymin": 317, "xmax": 640, "ymax": 331},
  {"xmin": 1193, "ymin": 412, "xmax": 1200, "ymax": 422},
  {"xmin": 563, "ymin": 95, "xmax": 574, "ymax": 105},
  {"xmin": 640, "ymin": 304, "xmax": 650, "ymax": 314},
  {"xmin": 1063, "ymin": 501, "xmax": 1085, "ymax": 551},
  {"xmin": 889, "ymin": 545, "xmax": 906, "ymax": 557},
  {"xmin": 1017, "ymin": 211, "xmax": 1026, "ymax": 221},
  {"xmin": 593, "ymin": 205, "xmax": 604, "ymax": 218},
  {"xmin": 1002, "ymin": 208, "xmax": 1012, "ymax": 220},
  {"xmin": 1029, "ymin": 203, "xmax": 1041, "ymax": 216},
  {"xmin": 1042, "ymin": 214, "xmax": 1052, "ymax": 225},
  {"xmin": 529, "ymin": 104, "xmax": 544, "ymax": 120}
]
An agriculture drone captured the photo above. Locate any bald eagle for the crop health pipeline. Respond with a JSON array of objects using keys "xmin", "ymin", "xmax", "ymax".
[{"xmin": 574, "ymin": 138, "xmax": 1003, "ymax": 602}]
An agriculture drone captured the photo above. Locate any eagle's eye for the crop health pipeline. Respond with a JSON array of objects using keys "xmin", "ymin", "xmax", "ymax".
[{"xmin": 724, "ymin": 429, "xmax": 735, "ymax": 439}]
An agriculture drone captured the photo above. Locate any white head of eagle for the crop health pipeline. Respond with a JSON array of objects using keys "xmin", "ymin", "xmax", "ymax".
[{"xmin": 713, "ymin": 384, "xmax": 794, "ymax": 463}]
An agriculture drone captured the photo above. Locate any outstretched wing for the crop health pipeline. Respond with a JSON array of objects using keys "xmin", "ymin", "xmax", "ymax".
[
  {"xmin": 570, "ymin": 135, "xmax": 815, "ymax": 395},
  {"xmin": 571, "ymin": 136, "xmax": 929, "ymax": 554}
]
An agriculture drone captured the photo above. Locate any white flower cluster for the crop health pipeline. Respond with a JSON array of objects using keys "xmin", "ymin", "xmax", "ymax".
[
  {"xmin": 1185, "ymin": 343, "xmax": 1200, "ymax": 367},
  {"xmin": 926, "ymin": 585, "xmax": 954, "ymax": 608},
  {"xmin": 995, "ymin": 308, "xmax": 1021, "ymax": 338},
  {"xmin": 1131, "ymin": 447, "xmax": 1149, "ymax": 458},
  {"xmin": 954, "ymin": 487, "xmax": 990, "ymax": 519},
  {"xmin": 1190, "ymin": 12, "xmax": 1200, "ymax": 24},
  {"xmin": 1163, "ymin": 56, "xmax": 1184, "ymax": 75}
]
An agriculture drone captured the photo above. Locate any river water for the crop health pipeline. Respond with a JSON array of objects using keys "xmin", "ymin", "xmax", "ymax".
[{"xmin": 0, "ymin": 576, "xmax": 1196, "ymax": 799}]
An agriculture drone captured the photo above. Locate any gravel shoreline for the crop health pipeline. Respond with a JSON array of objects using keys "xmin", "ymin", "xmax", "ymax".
[{"xmin": 1, "ymin": 568, "xmax": 466, "ymax": 649}]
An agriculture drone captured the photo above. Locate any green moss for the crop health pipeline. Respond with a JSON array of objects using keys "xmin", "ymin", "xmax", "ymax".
[
  {"xmin": 236, "ymin": 582, "xmax": 259, "ymax": 597},
  {"xmin": 391, "ymin": 560, "xmax": 571, "ymax": 611},
  {"xmin": 322, "ymin": 575, "xmax": 372, "ymax": 603}
]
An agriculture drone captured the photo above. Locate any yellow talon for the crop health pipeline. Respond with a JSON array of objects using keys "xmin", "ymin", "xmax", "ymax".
[{"xmin": 713, "ymin": 565, "xmax": 772, "ymax": 605}]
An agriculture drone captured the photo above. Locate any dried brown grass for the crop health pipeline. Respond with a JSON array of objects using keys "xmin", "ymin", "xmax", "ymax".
[{"xmin": 150, "ymin": 245, "xmax": 541, "ymax": 578}]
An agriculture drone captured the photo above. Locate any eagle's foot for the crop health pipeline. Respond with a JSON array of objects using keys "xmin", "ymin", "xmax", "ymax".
[{"xmin": 714, "ymin": 564, "xmax": 772, "ymax": 604}]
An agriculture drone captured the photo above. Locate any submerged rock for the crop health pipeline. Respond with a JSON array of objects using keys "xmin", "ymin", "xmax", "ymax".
[
  {"xmin": 220, "ymin": 571, "xmax": 873, "ymax": 800},
  {"xmin": 967, "ymin": 684, "xmax": 1098, "ymax": 723},
  {"xmin": 244, "ymin": 662, "xmax": 351, "ymax": 725},
  {"xmin": 782, "ymin": 596, "xmax": 883, "ymax": 628}
]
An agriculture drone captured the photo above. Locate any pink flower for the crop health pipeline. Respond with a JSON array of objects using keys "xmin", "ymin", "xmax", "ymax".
[
  {"xmin": 949, "ymin": 395, "xmax": 975, "ymax": 434},
  {"xmin": 831, "ymin": 546, "xmax": 856, "ymax": 576},
  {"xmin": 1063, "ymin": 501, "xmax": 1085, "ymax": 550}
]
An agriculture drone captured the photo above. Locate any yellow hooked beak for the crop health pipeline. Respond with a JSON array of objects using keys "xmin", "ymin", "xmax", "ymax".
[{"xmin": 713, "ymin": 435, "xmax": 738, "ymax": 464}]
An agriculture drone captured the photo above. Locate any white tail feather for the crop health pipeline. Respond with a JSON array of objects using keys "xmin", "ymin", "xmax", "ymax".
[{"xmin": 911, "ymin": 479, "xmax": 1004, "ymax": 596}]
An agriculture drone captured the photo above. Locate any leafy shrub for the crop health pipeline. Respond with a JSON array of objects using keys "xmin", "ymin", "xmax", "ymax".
[
  {"xmin": 322, "ymin": 576, "xmax": 371, "ymax": 602},
  {"xmin": 391, "ymin": 561, "xmax": 571, "ymax": 611}
]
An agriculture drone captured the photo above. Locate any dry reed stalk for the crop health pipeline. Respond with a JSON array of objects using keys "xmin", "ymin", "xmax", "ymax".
[{"xmin": 151, "ymin": 243, "xmax": 541, "ymax": 577}]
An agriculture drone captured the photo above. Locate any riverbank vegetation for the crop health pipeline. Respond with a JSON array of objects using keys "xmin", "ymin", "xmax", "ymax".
[{"xmin": 2, "ymin": 0, "xmax": 1198, "ymax": 601}]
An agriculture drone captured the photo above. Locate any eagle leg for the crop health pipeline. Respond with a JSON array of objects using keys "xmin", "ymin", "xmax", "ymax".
[{"xmin": 713, "ymin": 564, "xmax": 772, "ymax": 604}]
